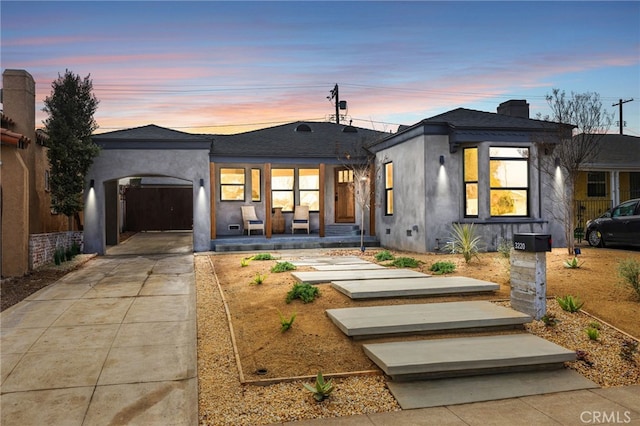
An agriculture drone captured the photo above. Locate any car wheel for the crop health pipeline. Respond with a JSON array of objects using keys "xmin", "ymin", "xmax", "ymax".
[{"xmin": 587, "ymin": 230, "xmax": 604, "ymax": 247}]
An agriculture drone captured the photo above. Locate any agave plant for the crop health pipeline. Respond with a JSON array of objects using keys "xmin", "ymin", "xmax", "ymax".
[
  {"xmin": 303, "ymin": 372, "xmax": 334, "ymax": 401},
  {"xmin": 446, "ymin": 222, "xmax": 482, "ymax": 263},
  {"xmin": 556, "ymin": 294, "xmax": 584, "ymax": 313}
]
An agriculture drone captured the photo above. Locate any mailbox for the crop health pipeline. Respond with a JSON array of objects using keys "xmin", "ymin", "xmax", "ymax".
[{"xmin": 513, "ymin": 233, "xmax": 552, "ymax": 252}]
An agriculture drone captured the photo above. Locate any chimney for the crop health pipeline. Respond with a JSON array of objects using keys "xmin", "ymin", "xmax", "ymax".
[{"xmin": 497, "ymin": 99, "xmax": 529, "ymax": 119}]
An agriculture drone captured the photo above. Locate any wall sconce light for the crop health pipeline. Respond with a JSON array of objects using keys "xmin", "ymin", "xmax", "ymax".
[
  {"xmin": 199, "ymin": 178, "xmax": 204, "ymax": 187},
  {"xmin": 89, "ymin": 179, "xmax": 95, "ymax": 188},
  {"xmin": 554, "ymin": 157, "xmax": 560, "ymax": 167},
  {"xmin": 439, "ymin": 155, "xmax": 445, "ymax": 166}
]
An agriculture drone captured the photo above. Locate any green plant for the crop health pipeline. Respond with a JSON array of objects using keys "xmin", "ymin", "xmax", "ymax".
[
  {"xmin": 541, "ymin": 313, "xmax": 559, "ymax": 327},
  {"xmin": 429, "ymin": 261, "xmax": 456, "ymax": 275},
  {"xmin": 278, "ymin": 310, "xmax": 296, "ymax": 332},
  {"xmin": 303, "ymin": 372, "xmax": 334, "ymax": 401},
  {"xmin": 71, "ymin": 242, "xmax": 81, "ymax": 256},
  {"xmin": 563, "ymin": 257, "xmax": 584, "ymax": 269},
  {"xmin": 271, "ymin": 261, "xmax": 297, "ymax": 273},
  {"xmin": 556, "ymin": 295, "xmax": 584, "ymax": 313},
  {"xmin": 54, "ymin": 249, "xmax": 62, "ymax": 265},
  {"xmin": 240, "ymin": 257, "xmax": 251, "ymax": 267},
  {"xmin": 589, "ymin": 321, "xmax": 601, "ymax": 330},
  {"xmin": 251, "ymin": 273, "xmax": 267, "ymax": 285},
  {"xmin": 389, "ymin": 257, "xmax": 420, "ymax": 268},
  {"xmin": 586, "ymin": 327, "xmax": 600, "ymax": 341},
  {"xmin": 497, "ymin": 238, "xmax": 512, "ymax": 259},
  {"xmin": 618, "ymin": 258, "xmax": 640, "ymax": 298},
  {"xmin": 252, "ymin": 253, "xmax": 276, "ymax": 261},
  {"xmin": 446, "ymin": 222, "xmax": 482, "ymax": 263},
  {"xmin": 286, "ymin": 283, "xmax": 319, "ymax": 304},
  {"xmin": 374, "ymin": 250, "xmax": 394, "ymax": 262},
  {"xmin": 620, "ymin": 339, "xmax": 638, "ymax": 362},
  {"xmin": 65, "ymin": 248, "xmax": 73, "ymax": 261}
]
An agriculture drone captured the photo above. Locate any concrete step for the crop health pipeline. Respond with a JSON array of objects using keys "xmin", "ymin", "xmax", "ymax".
[
  {"xmin": 313, "ymin": 263, "xmax": 385, "ymax": 271},
  {"xmin": 363, "ymin": 334, "xmax": 576, "ymax": 381},
  {"xmin": 331, "ymin": 276, "xmax": 500, "ymax": 299},
  {"xmin": 291, "ymin": 269, "xmax": 428, "ymax": 284},
  {"xmin": 325, "ymin": 224, "xmax": 361, "ymax": 236},
  {"xmin": 326, "ymin": 301, "xmax": 532, "ymax": 339},
  {"xmin": 289, "ymin": 256, "xmax": 372, "ymax": 267}
]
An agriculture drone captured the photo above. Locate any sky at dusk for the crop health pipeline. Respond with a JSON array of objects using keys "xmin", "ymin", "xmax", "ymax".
[{"xmin": 2, "ymin": 1, "xmax": 639, "ymax": 136}]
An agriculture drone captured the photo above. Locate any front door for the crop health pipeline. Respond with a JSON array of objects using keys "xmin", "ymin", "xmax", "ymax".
[{"xmin": 335, "ymin": 167, "xmax": 355, "ymax": 223}]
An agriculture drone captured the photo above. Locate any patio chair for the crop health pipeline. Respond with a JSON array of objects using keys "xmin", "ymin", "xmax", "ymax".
[
  {"xmin": 291, "ymin": 205, "xmax": 310, "ymax": 234},
  {"xmin": 241, "ymin": 205, "xmax": 264, "ymax": 235}
]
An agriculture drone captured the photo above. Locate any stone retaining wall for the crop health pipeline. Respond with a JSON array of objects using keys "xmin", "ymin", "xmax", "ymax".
[{"xmin": 29, "ymin": 231, "xmax": 83, "ymax": 270}]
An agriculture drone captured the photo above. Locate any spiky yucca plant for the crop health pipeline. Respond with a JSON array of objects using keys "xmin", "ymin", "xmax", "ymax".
[
  {"xmin": 303, "ymin": 372, "xmax": 334, "ymax": 401},
  {"xmin": 446, "ymin": 222, "xmax": 482, "ymax": 263}
]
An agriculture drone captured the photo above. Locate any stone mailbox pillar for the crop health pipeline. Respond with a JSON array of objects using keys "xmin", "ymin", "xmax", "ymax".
[{"xmin": 510, "ymin": 233, "xmax": 552, "ymax": 320}]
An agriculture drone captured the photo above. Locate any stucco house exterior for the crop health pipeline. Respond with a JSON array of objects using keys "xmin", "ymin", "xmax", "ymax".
[
  {"xmin": 367, "ymin": 100, "xmax": 571, "ymax": 253},
  {"xmin": 1, "ymin": 69, "xmax": 79, "ymax": 277},
  {"xmin": 573, "ymin": 134, "xmax": 640, "ymax": 232}
]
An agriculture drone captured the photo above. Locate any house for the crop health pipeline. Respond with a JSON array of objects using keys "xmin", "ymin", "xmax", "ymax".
[
  {"xmin": 367, "ymin": 100, "xmax": 571, "ymax": 253},
  {"xmin": 1, "ymin": 69, "xmax": 80, "ymax": 277},
  {"xmin": 85, "ymin": 121, "xmax": 387, "ymax": 254},
  {"xmin": 573, "ymin": 134, "xmax": 640, "ymax": 230}
]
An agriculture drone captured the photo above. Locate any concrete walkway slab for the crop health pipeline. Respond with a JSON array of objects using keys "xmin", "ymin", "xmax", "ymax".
[
  {"xmin": 363, "ymin": 334, "xmax": 576, "ymax": 380},
  {"xmin": 331, "ymin": 276, "xmax": 499, "ymax": 299},
  {"xmin": 387, "ymin": 369, "xmax": 598, "ymax": 409},
  {"xmin": 292, "ymin": 269, "xmax": 427, "ymax": 284},
  {"xmin": 326, "ymin": 301, "xmax": 532, "ymax": 338},
  {"xmin": 288, "ymin": 256, "xmax": 373, "ymax": 267}
]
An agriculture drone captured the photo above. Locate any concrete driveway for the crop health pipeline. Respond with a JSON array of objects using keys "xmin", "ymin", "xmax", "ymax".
[{"xmin": 1, "ymin": 232, "xmax": 197, "ymax": 425}]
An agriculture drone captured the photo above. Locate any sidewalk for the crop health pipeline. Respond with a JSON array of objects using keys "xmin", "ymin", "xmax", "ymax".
[{"xmin": 1, "ymin": 241, "xmax": 197, "ymax": 425}]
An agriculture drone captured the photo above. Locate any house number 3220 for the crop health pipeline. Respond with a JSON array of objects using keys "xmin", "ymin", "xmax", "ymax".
[{"xmin": 514, "ymin": 242, "xmax": 526, "ymax": 250}]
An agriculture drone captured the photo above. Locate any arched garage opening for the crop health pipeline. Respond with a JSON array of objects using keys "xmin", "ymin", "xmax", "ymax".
[{"xmin": 84, "ymin": 125, "xmax": 212, "ymax": 255}]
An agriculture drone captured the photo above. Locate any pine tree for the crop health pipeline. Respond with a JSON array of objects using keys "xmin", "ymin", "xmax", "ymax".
[{"xmin": 43, "ymin": 70, "xmax": 100, "ymax": 229}]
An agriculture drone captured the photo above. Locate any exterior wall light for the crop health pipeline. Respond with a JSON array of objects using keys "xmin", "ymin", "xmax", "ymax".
[
  {"xmin": 89, "ymin": 179, "xmax": 95, "ymax": 188},
  {"xmin": 439, "ymin": 155, "xmax": 445, "ymax": 166},
  {"xmin": 199, "ymin": 178, "xmax": 204, "ymax": 187}
]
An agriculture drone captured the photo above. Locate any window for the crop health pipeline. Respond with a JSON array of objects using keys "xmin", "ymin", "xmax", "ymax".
[
  {"xmin": 272, "ymin": 169, "xmax": 294, "ymax": 211},
  {"xmin": 299, "ymin": 168, "xmax": 319, "ymax": 211},
  {"xmin": 251, "ymin": 168, "xmax": 261, "ymax": 201},
  {"xmin": 384, "ymin": 162, "xmax": 393, "ymax": 215},
  {"xmin": 587, "ymin": 172, "xmax": 606, "ymax": 197},
  {"xmin": 463, "ymin": 148, "xmax": 478, "ymax": 217},
  {"xmin": 489, "ymin": 147, "xmax": 529, "ymax": 216},
  {"xmin": 612, "ymin": 200, "xmax": 638, "ymax": 217},
  {"xmin": 337, "ymin": 169, "xmax": 353, "ymax": 184},
  {"xmin": 220, "ymin": 168, "xmax": 245, "ymax": 201}
]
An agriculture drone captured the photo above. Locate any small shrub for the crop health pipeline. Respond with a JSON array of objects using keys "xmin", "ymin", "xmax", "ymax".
[
  {"xmin": 389, "ymin": 257, "xmax": 420, "ymax": 268},
  {"xmin": 374, "ymin": 250, "xmax": 394, "ymax": 262},
  {"xmin": 429, "ymin": 261, "xmax": 456, "ymax": 275},
  {"xmin": 541, "ymin": 313, "xmax": 559, "ymax": 327},
  {"xmin": 586, "ymin": 327, "xmax": 600, "ymax": 341},
  {"xmin": 240, "ymin": 258, "xmax": 251, "ymax": 267},
  {"xmin": 556, "ymin": 295, "xmax": 584, "ymax": 313},
  {"xmin": 278, "ymin": 310, "xmax": 296, "ymax": 333},
  {"xmin": 271, "ymin": 261, "xmax": 297, "ymax": 273},
  {"xmin": 618, "ymin": 258, "xmax": 640, "ymax": 298},
  {"xmin": 65, "ymin": 248, "xmax": 73, "ymax": 261},
  {"xmin": 589, "ymin": 321, "xmax": 601, "ymax": 330},
  {"xmin": 446, "ymin": 222, "xmax": 482, "ymax": 263},
  {"xmin": 286, "ymin": 283, "xmax": 319, "ymax": 304},
  {"xmin": 563, "ymin": 257, "xmax": 583, "ymax": 269},
  {"xmin": 620, "ymin": 339, "xmax": 639, "ymax": 362},
  {"xmin": 497, "ymin": 238, "xmax": 512, "ymax": 259},
  {"xmin": 71, "ymin": 242, "xmax": 81, "ymax": 256},
  {"xmin": 252, "ymin": 253, "xmax": 276, "ymax": 261},
  {"xmin": 251, "ymin": 273, "xmax": 267, "ymax": 285},
  {"xmin": 54, "ymin": 250, "xmax": 61, "ymax": 265},
  {"xmin": 303, "ymin": 372, "xmax": 334, "ymax": 402}
]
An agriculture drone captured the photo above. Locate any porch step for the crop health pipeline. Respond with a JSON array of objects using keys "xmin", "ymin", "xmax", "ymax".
[
  {"xmin": 291, "ymin": 269, "xmax": 428, "ymax": 284},
  {"xmin": 325, "ymin": 224, "xmax": 360, "ymax": 236},
  {"xmin": 331, "ymin": 276, "xmax": 500, "ymax": 299},
  {"xmin": 326, "ymin": 301, "xmax": 531, "ymax": 339},
  {"xmin": 362, "ymin": 334, "xmax": 576, "ymax": 381}
]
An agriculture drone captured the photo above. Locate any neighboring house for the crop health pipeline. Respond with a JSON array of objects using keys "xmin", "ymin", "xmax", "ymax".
[
  {"xmin": 1, "ymin": 69, "xmax": 78, "ymax": 277},
  {"xmin": 367, "ymin": 100, "xmax": 571, "ymax": 253},
  {"xmin": 573, "ymin": 134, "xmax": 640, "ymax": 230},
  {"xmin": 210, "ymin": 121, "xmax": 386, "ymax": 238}
]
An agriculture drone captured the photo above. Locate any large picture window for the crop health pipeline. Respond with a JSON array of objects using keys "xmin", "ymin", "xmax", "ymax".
[
  {"xmin": 384, "ymin": 162, "xmax": 393, "ymax": 215},
  {"xmin": 587, "ymin": 171, "xmax": 606, "ymax": 197},
  {"xmin": 220, "ymin": 168, "xmax": 245, "ymax": 201},
  {"xmin": 299, "ymin": 168, "xmax": 320, "ymax": 211},
  {"xmin": 272, "ymin": 169, "xmax": 294, "ymax": 211},
  {"xmin": 464, "ymin": 148, "xmax": 478, "ymax": 217},
  {"xmin": 489, "ymin": 147, "xmax": 529, "ymax": 216}
]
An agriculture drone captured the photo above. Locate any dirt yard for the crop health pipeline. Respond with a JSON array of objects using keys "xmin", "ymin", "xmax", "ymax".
[{"xmin": 208, "ymin": 246, "xmax": 640, "ymax": 383}]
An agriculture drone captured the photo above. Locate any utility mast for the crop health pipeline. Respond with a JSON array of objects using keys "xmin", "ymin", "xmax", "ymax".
[
  {"xmin": 612, "ymin": 98, "xmax": 634, "ymax": 135},
  {"xmin": 327, "ymin": 84, "xmax": 347, "ymax": 124}
]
